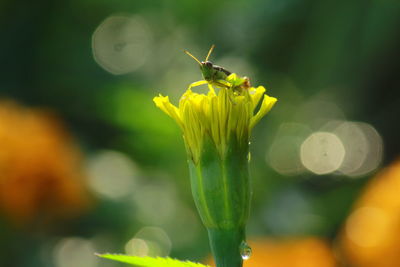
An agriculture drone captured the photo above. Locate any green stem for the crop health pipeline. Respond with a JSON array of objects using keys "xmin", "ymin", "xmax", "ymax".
[{"xmin": 207, "ymin": 227, "xmax": 245, "ymax": 267}]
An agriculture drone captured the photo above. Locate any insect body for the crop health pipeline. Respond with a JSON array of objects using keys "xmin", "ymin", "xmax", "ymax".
[{"xmin": 184, "ymin": 45, "xmax": 251, "ymax": 92}]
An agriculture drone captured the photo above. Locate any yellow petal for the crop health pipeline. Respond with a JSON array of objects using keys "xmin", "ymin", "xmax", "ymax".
[
  {"xmin": 250, "ymin": 86, "xmax": 266, "ymax": 110},
  {"xmin": 153, "ymin": 95, "xmax": 183, "ymax": 128},
  {"xmin": 250, "ymin": 95, "xmax": 277, "ymax": 130}
]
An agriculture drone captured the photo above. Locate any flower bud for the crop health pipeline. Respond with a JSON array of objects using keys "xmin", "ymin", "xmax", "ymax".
[{"xmin": 154, "ymin": 74, "xmax": 277, "ymax": 267}]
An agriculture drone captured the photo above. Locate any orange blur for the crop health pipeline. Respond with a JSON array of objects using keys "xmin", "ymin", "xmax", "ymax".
[
  {"xmin": 206, "ymin": 237, "xmax": 337, "ymax": 267},
  {"xmin": 339, "ymin": 159, "xmax": 400, "ymax": 267},
  {"xmin": 0, "ymin": 100, "xmax": 91, "ymax": 225}
]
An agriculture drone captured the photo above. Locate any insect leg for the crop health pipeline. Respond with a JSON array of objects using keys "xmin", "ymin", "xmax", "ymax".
[
  {"xmin": 214, "ymin": 79, "xmax": 239, "ymax": 104},
  {"xmin": 207, "ymin": 84, "xmax": 216, "ymax": 95},
  {"xmin": 214, "ymin": 79, "xmax": 232, "ymax": 88},
  {"xmin": 187, "ymin": 80, "xmax": 209, "ymax": 90}
]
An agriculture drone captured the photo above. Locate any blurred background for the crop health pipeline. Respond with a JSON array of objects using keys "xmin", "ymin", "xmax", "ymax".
[{"xmin": 0, "ymin": 0, "xmax": 399, "ymax": 266}]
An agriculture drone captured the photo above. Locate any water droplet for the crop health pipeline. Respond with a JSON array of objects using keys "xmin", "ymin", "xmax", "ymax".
[{"xmin": 240, "ymin": 241, "xmax": 252, "ymax": 260}]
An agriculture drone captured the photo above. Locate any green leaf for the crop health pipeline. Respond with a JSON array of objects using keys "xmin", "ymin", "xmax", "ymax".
[{"xmin": 96, "ymin": 254, "xmax": 211, "ymax": 267}]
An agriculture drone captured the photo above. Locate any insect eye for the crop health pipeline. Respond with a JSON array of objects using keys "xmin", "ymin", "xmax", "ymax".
[{"xmin": 204, "ymin": 61, "xmax": 213, "ymax": 67}]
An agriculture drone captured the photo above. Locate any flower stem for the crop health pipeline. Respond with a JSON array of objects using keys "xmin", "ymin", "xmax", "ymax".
[{"xmin": 207, "ymin": 227, "xmax": 245, "ymax": 267}]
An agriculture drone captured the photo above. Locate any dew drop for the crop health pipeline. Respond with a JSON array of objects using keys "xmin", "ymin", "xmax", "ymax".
[{"xmin": 240, "ymin": 241, "xmax": 252, "ymax": 260}]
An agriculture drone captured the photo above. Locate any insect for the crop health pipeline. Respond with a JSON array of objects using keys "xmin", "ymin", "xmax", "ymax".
[{"xmin": 184, "ymin": 45, "xmax": 251, "ymax": 92}]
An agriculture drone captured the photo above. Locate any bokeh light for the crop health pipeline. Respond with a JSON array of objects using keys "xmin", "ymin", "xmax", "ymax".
[
  {"xmin": 130, "ymin": 180, "xmax": 179, "ymax": 225},
  {"xmin": 266, "ymin": 123, "xmax": 311, "ymax": 176},
  {"xmin": 161, "ymin": 204, "xmax": 202, "ymax": 250},
  {"xmin": 269, "ymin": 120, "xmax": 383, "ymax": 177},
  {"xmin": 294, "ymin": 99, "xmax": 346, "ymax": 130},
  {"xmin": 125, "ymin": 238, "xmax": 149, "ymax": 257},
  {"xmin": 87, "ymin": 150, "xmax": 139, "ymax": 200},
  {"xmin": 53, "ymin": 237, "xmax": 98, "ymax": 267},
  {"xmin": 338, "ymin": 122, "xmax": 383, "ymax": 177},
  {"xmin": 125, "ymin": 226, "xmax": 171, "ymax": 257},
  {"xmin": 92, "ymin": 15, "xmax": 152, "ymax": 75},
  {"xmin": 300, "ymin": 132, "xmax": 345, "ymax": 175},
  {"xmin": 321, "ymin": 121, "xmax": 383, "ymax": 177},
  {"xmin": 332, "ymin": 121, "xmax": 369, "ymax": 175}
]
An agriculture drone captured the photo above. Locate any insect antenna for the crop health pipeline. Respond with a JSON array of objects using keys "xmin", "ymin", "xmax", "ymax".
[
  {"xmin": 205, "ymin": 44, "xmax": 215, "ymax": 61},
  {"xmin": 184, "ymin": 50, "xmax": 202, "ymax": 65}
]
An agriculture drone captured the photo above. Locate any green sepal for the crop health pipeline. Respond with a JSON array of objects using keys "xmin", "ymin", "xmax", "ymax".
[
  {"xmin": 97, "ymin": 254, "xmax": 210, "ymax": 267},
  {"xmin": 188, "ymin": 135, "xmax": 250, "ymax": 229},
  {"xmin": 188, "ymin": 135, "xmax": 251, "ymax": 267}
]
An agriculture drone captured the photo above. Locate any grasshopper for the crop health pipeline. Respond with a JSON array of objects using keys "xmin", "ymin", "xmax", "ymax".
[{"xmin": 184, "ymin": 45, "xmax": 251, "ymax": 93}]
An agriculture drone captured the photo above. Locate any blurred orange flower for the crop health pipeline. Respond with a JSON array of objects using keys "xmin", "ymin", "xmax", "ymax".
[
  {"xmin": 339, "ymin": 159, "xmax": 400, "ymax": 267},
  {"xmin": 206, "ymin": 237, "xmax": 337, "ymax": 267},
  {"xmin": 0, "ymin": 100, "xmax": 90, "ymax": 225}
]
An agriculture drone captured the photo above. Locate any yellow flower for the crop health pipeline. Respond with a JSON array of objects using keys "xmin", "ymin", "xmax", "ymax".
[
  {"xmin": 153, "ymin": 74, "xmax": 277, "ymax": 164},
  {"xmin": 154, "ymin": 73, "xmax": 277, "ymax": 267}
]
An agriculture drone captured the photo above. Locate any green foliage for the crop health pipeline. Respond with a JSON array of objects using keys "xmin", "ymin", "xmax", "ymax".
[{"xmin": 97, "ymin": 254, "xmax": 210, "ymax": 267}]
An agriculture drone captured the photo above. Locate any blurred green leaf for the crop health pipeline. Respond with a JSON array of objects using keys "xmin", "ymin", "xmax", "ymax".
[{"xmin": 97, "ymin": 254, "xmax": 210, "ymax": 267}]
